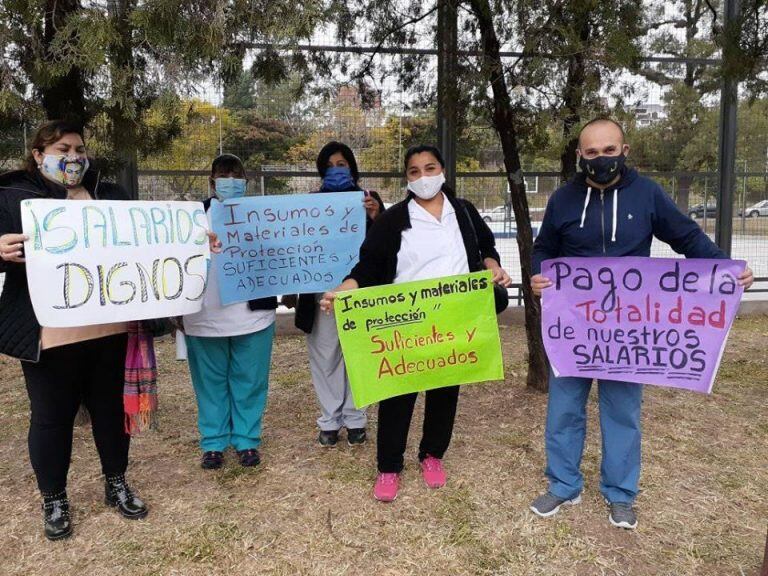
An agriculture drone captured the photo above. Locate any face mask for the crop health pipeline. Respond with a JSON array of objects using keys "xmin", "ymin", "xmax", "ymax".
[
  {"xmin": 213, "ymin": 177, "xmax": 247, "ymax": 200},
  {"xmin": 579, "ymin": 153, "xmax": 626, "ymax": 185},
  {"xmin": 321, "ymin": 166, "xmax": 355, "ymax": 192},
  {"xmin": 40, "ymin": 154, "xmax": 89, "ymax": 188},
  {"xmin": 407, "ymin": 172, "xmax": 445, "ymax": 200}
]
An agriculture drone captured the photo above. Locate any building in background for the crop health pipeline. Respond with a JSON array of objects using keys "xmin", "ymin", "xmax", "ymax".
[{"xmin": 631, "ymin": 102, "xmax": 667, "ymax": 127}]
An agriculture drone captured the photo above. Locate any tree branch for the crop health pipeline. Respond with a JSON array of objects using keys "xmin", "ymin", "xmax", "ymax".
[
  {"xmin": 643, "ymin": 18, "xmax": 688, "ymax": 32},
  {"xmin": 703, "ymin": 0, "xmax": 719, "ymax": 26},
  {"xmin": 635, "ymin": 66, "xmax": 676, "ymax": 86},
  {"xmin": 353, "ymin": 6, "xmax": 438, "ymax": 80}
]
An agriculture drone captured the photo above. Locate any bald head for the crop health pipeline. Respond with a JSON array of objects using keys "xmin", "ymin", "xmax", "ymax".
[{"xmin": 577, "ymin": 119, "xmax": 628, "ymax": 160}]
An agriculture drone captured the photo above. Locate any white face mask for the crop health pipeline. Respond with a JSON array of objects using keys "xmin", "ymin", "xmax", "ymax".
[{"xmin": 407, "ymin": 172, "xmax": 445, "ymax": 200}]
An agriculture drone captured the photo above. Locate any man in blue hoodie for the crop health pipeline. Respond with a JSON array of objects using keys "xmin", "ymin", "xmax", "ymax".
[{"xmin": 528, "ymin": 118, "xmax": 754, "ymax": 529}]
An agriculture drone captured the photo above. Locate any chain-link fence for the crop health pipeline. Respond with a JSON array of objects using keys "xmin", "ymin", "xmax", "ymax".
[{"xmin": 2, "ymin": 2, "xmax": 767, "ymax": 298}]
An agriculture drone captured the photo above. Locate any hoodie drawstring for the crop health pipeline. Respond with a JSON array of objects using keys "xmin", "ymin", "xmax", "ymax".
[
  {"xmin": 580, "ymin": 186, "xmax": 592, "ymax": 228},
  {"xmin": 580, "ymin": 186, "xmax": 619, "ymax": 242}
]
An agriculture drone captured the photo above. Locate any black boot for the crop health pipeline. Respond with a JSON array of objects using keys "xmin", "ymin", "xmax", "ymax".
[
  {"xmin": 104, "ymin": 474, "xmax": 148, "ymax": 519},
  {"xmin": 42, "ymin": 491, "xmax": 72, "ymax": 541}
]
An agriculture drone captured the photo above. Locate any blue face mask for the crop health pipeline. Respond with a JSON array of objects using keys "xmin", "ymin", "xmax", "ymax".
[
  {"xmin": 321, "ymin": 166, "xmax": 355, "ymax": 191},
  {"xmin": 213, "ymin": 177, "xmax": 247, "ymax": 200}
]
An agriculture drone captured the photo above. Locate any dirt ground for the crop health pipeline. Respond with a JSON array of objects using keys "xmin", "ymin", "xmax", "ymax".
[{"xmin": 1, "ymin": 317, "xmax": 766, "ymax": 576}]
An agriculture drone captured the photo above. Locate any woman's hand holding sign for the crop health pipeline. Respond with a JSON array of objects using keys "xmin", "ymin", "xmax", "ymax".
[
  {"xmin": 363, "ymin": 191, "xmax": 380, "ymax": 220},
  {"xmin": 0, "ymin": 233, "xmax": 28, "ymax": 263},
  {"xmin": 319, "ymin": 291, "xmax": 336, "ymax": 313},
  {"xmin": 484, "ymin": 258, "xmax": 512, "ymax": 287},
  {"xmin": 320, "ymin": 278, "xmax": 359, "ymax": 314},
  {"xmin": 207, "ymin": 231, "xmax": 222, "ymax": 254}
]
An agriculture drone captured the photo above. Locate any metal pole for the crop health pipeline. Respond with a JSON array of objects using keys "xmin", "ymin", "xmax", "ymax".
[
  {"xmin": 398, "ymin": 104, "xmax": 403, "ymax": 169},
  {"xmin": 436, "ymin": 0, "xmax": 458, "ymax": 192},
  {"xmin": 741, "ymin": 159, "xmax": 747, "ymax": 235},
  {"xmin": 703, "ymin": 176, "xmax": 709, "ymax": 233},
  {"xmin": 219, "ymin": 79, "xmax": 224, "ymax": 155},
  {"xmin": 715, "ymin": 0, "xmax": 741, "ymax": 256},
  {"xmin": 117, "ymin": 153, "xmax": 139, "ymax": 200}
]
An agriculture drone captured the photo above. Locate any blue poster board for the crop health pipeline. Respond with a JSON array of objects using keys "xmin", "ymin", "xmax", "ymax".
[{"xmin": 210, "ymin": 192, "xmax": 366, "ymax": 304}]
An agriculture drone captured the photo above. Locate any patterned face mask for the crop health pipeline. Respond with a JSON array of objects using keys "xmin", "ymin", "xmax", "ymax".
[{"xmin": 40, "ymin": 154, "xmax": 90, "ymax": 188}]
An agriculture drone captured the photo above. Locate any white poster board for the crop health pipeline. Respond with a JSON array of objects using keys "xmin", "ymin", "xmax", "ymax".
[{"xmin": 21, "ymin": 199, "xmax": 210, "ymax": 327}]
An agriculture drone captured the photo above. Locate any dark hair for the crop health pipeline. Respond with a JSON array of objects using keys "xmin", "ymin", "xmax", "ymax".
[
  {"xmin": 578, "ymin": 117, "xmax": 626, "ymax": 146},
  {"xmin": 402, "ymin": 144, "xmax": 454, "ymax": 198},
  {"xmin": 24, "ymin": 120, "xmax": 85, "ymax": 172},
  {"xmin": 211, "ymin": 153, "xmax": 246, "ymax": 177},
  {"xmin": 403, "ymin": 144, "xmax": 445, "ymax": 171},
  {"xmin": 316, "ymin": 141, "xmax": 359, "ymax": 183}
]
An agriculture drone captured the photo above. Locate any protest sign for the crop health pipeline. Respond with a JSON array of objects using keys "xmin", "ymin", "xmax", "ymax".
[
  {"xmin": 334, "ymin": 271, "xmax": 504, "ymax": 407},
  {"xmin": 21, "ymin": 199, "xmax": 209, "ymax": 327},
  {"xmin": 540, "ymin": 256, "xmax": 745, "ymax": 393},
  {"xmin": 210, "ymin": 192, "xmax": 366, "ymax": 304}
]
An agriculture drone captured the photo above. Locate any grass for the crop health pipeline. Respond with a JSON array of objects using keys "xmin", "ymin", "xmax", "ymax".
[{"xmin": 0, "ymin": 319, "xmax": 766, "ymax": 576}]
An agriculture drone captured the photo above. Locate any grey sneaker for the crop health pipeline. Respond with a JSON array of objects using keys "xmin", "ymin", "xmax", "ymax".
[
  {"xmin": 530, "ymin": 492, "xmax": 582, "ymax": 518},
  {"xmin": 608, "ymin": 502, "xmax": 638, "ymax": 529}
]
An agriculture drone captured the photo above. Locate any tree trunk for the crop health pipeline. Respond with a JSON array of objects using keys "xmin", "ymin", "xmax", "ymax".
[
  {"xmin": 469, "ymin": 0, "xmax": 548, "ymax": 392},
  {"xmin": 676, "ymin": 173, "xmax": 693, "ymax": 212},
  {"xmin": 39, "ymin": 0, "xmax": 89, "ymax": 124},
  {"xmin": 108, "ymin": 0, "xmax": 139, "ymax": 195},
  {"xmin": 559, "ymin": 13, "xmax": 590, "ymax": 182}
]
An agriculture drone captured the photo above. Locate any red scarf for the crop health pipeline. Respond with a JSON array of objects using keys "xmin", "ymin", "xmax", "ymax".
[{"xmin": 124, "ymin": 321, "xmax": 158, "ymax": 434}]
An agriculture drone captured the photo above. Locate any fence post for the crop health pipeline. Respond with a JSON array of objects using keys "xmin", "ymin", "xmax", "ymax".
[
  {"xmin": 436, "ymin": 0, "xmax": 458, "ymax": 191},
  {"xmin": 117, "ymin": 151, "xmax": 139, "ymax": 200},
  {"xmin": 715, "ymin": 0, "xmax": 741, "ymax": 256}
]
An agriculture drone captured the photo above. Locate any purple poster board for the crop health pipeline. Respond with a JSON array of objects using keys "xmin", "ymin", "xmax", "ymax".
[{"xmin": 540, "ymin": 257, "xmax": 745, "ymax": 393}]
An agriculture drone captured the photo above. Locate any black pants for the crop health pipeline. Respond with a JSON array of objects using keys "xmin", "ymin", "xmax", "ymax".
[
  {"xmin": 376, "ymin": 386, "xmax": 460, "ymax": 473},
  {"xmin": 21, "ymin": 333, "xmax": 130, "ymax": 493}
]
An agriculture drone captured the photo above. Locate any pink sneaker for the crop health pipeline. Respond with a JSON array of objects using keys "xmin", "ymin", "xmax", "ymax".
[
  {"xmin": 421, "ymin": 455, "xmax": 446, "ymax": 488},
  {"xmin": 373, "ymin": 473, "xmax": 399, "ymax": 502}
]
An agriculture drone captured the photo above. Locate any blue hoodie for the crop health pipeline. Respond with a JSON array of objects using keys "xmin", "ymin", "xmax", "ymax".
[{"xmin": 532, "ymin": 167, "xmax": 726, "ymax": 274}]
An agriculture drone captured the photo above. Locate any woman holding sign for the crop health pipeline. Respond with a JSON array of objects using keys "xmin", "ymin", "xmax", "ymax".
[
  {"xmin": 0, "ymin": 121, "xmax": 148, "ymax": 540},
  {"xmin": 283, "ymin": 142, "xmax": 384, "ymax": 448},
  {"xmin": 320, "ymin": 145, "xmax": 511, "ymax": 502},
  {"xmin": 179, "ymin": 154, "xmax": 277, "ymax": 470}
]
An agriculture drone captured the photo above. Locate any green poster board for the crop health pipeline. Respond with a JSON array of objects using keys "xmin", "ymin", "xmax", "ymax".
[{"xmin": 334, "ymin": 271, "xmax": 505, "ymax": 407}]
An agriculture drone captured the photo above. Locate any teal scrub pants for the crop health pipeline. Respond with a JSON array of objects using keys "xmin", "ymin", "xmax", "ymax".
[{"xmin": 186, "ymin": 325, "xmax": 274, "ymax": 452}]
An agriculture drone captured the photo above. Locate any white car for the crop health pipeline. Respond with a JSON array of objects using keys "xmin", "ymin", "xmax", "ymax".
[
  {"xmin": 479, "ymin": 205, "xmax": 510, "ymax": 222},
  {"xmin": 741, "ymin": 200, "xmax": 768, "ymax": 218}
]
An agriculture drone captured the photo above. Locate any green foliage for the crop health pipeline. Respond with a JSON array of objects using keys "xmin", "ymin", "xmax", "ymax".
[
  {"xmin": 0, "ymin": 0, "xmax": 329, "ymax": 172},
  {"xmin": 223, "ymin": 110, "xmax": 303, "ymax": 167},
  {"xmin": 142, "ymin": 100, "xmax": 234, "ymax": 199}
]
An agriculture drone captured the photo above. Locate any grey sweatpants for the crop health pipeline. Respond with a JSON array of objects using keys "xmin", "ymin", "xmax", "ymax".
[{"xmin": 306, "ymin": 305, "xmax": 367, "ymax": 431}]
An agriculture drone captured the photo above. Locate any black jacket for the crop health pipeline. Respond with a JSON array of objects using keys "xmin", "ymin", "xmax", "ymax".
[
  {"xmin": 202, "ymin": 197, "xmax": 277, "ymax": 312},
  {"xmin": 294, "ymin": 189, "xmax": 385, "ymax": 333},
  {"xmin": 0, "ymin": 168, "xmax": 129, "ymax": 361},
  {"xmin": 347, "ymin": 193, "xmax": 501, "ymax": 288}
]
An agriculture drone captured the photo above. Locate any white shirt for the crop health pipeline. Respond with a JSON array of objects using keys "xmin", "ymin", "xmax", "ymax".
[
  {"xmin": 394, "ymin": 196, "xmax": 470, "ymax": 284},
  {"xmin": 183, "ymin": 213, "xmax": 275, "ymax": 337}
]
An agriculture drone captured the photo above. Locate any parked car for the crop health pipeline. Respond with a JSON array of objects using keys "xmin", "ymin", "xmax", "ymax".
[
  {"xmin": 739, "ymin": 199, "xmax": 768, "ymax": 218},
  {"xmin": 479, "ymin": 205, "xmax": 510, "ymax": 222},
  {"xmin": 688, "ymin": 203, "xmax": 717, "ymax": 219}
]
